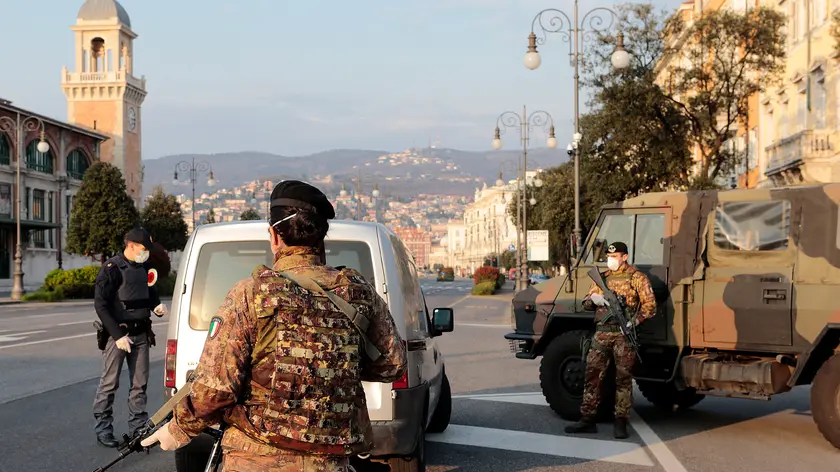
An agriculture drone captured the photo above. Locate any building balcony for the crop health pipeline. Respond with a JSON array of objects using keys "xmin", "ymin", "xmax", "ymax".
[
  {"xmin": 764, "ymin": 129, "xmax": 836, "ymax": 186},
  {"xmin": 62, "ymin": 68, "xmax": 146, "ymax": 90}
]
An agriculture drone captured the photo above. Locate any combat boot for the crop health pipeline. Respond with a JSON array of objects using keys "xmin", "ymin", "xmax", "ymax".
[
  {"xmin": 564, "ymin": 416, "xmax": 597, "ymax": 434},
  {"xmin": 614, "ymin": 417, "xmax": 629, "ymax": 439}
]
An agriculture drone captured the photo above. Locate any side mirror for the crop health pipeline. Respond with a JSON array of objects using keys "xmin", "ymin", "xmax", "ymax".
[{"xmin": 433, "ymin": 307, "xmax": 454, "ymax": 333}]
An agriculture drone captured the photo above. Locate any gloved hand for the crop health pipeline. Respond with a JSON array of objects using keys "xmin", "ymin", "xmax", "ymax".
[
  {"xmin": 115, "ymin": 335, "xmax": 133, "ymax": 353},
  {"xmin": 590, "ymin": 293, "xmax": 610, "ymax": 307},
  {"xmin": 626, "ymin": 318, "xmax": 638, "ymax": 330},
  {"xmin": 140, "ymin": 422, "xmax": 179, "ymax": 451},
  {"xmin": 153, "ymin": 304, "xmax": 168, "ymax": 317}
]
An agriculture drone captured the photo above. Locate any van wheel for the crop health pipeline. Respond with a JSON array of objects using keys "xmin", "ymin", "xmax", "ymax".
[
  {"xmin": 539, "ymin": 330, "xmax": 615, "ymax": 422},
  {"xmin": 388, "ymin": 428, "xmax": 425, "ymax": 472},
  {"xmin": 426, "ymin": 373, "xmax": 452, "ymax": 433},
  {"xmin": 811, "ymin": 352, "xmax": 840, "ymax": 450},
  {"xmin": 637, "ymin": 380, "xmax": 704, "ymax": 412}
]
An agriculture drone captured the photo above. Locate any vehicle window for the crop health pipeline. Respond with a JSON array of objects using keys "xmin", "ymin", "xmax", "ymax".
[
  {"xmin": 189, "ymin": 240, "xmax": 376, "ymax": 330},
  {"xmin": 714, "ymin": 201, "xmax": 790, "ymax": 251},
  {"xmin": 633, "ymin": 214, "xmax": 665, "ymax": 265},
  {"xmin": 390, "ymin": 235, "xmax": 423, "ymax": 335},
  {"xmin": 585, "ymin": 213, "xmax": 635, "ymax": 264}
]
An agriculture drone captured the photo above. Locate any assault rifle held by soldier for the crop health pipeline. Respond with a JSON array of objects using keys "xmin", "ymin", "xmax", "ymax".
[
  {"xmin": 92, "ymin": 378, "xmax": 225, "ymax": 472},
  {"xmin": 587, "ymin": 267, "xmax": 642, "ymax": 363}
]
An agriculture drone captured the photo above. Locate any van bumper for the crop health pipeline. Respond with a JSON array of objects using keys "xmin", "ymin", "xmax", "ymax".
[{"xmin": 369, "ymin": 382, "xmax": 428, "ymax": 457}]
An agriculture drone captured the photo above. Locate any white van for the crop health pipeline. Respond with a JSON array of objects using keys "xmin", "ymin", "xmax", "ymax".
[{"xmin": 163, "ymin": 220, "xmax": 454, "ymax": 471}]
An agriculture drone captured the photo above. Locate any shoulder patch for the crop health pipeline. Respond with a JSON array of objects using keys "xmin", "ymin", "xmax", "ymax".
[
  {"xmin": 106, "ymin": 262, "xmax": 113, "ymax": 268},
  {"xmin": 208, "ymin": 317, "xmax": 223, "ymax": 340}
]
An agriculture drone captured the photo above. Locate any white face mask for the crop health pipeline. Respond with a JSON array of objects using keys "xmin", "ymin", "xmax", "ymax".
[
  {"xmin": 607, "ymin": 257, "xmax": 621, "ymax": 271},
  {"xmin": 134, "ymin": 250, "xmax": 150, "ymax": 264}
]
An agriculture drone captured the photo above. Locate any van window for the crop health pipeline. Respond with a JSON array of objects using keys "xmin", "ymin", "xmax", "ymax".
[
  {"xmin": 714, "ymin": 201, "xmax": 790, "ymax": 251},
  {"xmin": 188, "ymin": 240, "xmax": 376, "ymax": 330},
  {"xmin": 633, "ymin": 214, "xmax": 665, "ymax": 265}
]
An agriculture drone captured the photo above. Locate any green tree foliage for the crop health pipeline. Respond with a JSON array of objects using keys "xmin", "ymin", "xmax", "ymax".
[
  {"xmin": 141, "ymin": 185, "xmax": 188, "ymax": 251},
  {"xmin": 499, "ymin": 249, "xmax": 516, "ymax": 270},
  {"xmin": 205, "ymin": 207, "xmax": 216, "ymax": 224},
  {"xmin": 66, "ymin": 162, "xmax": 140, "ymax": 262},
  {"xmin": 661, "ymin": 6, "xmax": 786, "ymax": 183},
  {"xmin": 239, "ymin": 208, "xmax": 261, "ymax": 220}
]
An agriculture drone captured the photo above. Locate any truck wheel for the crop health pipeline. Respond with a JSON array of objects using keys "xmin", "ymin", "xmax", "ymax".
[
  {"xmin": 637, "ymin": 380, "xmax": 705, "ymax": 412},
  {"xmin": 389, "ymin": 428, "xmax": 426, "ymax": 472},
  {"xmin": 539, "ymin": 330, "xmax": 615, "ymax": 422},
  {"xmin": 811, "ymin": 351, "xmax": 840, "ymax": 450},
  {"xmin": 426, "ymin": 373, "xmax": 452, "ymax": 433}
]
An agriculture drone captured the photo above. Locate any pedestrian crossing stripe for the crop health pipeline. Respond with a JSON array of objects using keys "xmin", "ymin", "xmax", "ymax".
[{"xmin": 208, "ymin": 317, "xmax": 223, "ymax": 340}]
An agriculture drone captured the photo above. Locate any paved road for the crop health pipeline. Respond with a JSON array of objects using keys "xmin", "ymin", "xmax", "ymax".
[{"xmin": 1, "ymin": 279, "xmax": 838, "ymax": 472}]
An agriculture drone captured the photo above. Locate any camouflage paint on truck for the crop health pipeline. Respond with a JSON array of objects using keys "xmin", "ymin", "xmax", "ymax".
[{"xmin": 505, "ymin": 184, "xmax": 840, "ymax": 449}]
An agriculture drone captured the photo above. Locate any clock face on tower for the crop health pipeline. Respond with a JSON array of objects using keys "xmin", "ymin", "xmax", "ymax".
[{"xmin": 128, "ymin": 107, "xmax": 136, "ymax": 131}]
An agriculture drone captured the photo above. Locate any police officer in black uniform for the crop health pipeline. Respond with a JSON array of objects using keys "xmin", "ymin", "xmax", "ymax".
[{"xmin": 92, "ymin": 227, "xmax": 168, "ymax": 447}]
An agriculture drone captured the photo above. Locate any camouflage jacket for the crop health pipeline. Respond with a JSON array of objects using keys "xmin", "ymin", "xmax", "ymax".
[
  {"xmin": 168, "ymin": 246, "xmax": 408, "ymax": 456},
  {"xmin": 582, "ymin": 264, "xmax": 657, "ymax": 325}
]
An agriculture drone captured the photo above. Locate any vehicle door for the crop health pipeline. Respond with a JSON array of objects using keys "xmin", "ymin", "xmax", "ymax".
[
  {"xmin": 574, "ymin": 209, "xmax": 671, "ymax": 341},
  {"xmin": 702, "ymin": 199, "xmax": 795, "ymax": 348}
]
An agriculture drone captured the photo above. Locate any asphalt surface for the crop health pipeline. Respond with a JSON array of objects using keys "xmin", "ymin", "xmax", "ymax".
[{"xmin": 0, "ymin": 277, "xmax": 838, "ymax": 472}]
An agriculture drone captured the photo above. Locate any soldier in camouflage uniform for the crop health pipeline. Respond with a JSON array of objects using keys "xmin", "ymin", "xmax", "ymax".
[
  {"xmin": 142, "ymin": 180, "xmax": 408, "ymax": 471},
  {"xmin": 564, "ymin": 242, "xmax": 657, "ymax": 439}
]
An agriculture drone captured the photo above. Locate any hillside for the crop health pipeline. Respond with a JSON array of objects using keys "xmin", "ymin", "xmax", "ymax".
[{"xmin": 142, "ymin": 147, "xmax": 567, "ymax": 198}]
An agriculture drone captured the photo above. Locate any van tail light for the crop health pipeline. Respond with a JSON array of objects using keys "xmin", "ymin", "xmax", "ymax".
[
  {"xmin": 165, "ymin": 339, "xmax": 177, "ymax": 388},
  {"xmin": 392, "ymin": 340, "xmax": 408, "ymax": 389}
]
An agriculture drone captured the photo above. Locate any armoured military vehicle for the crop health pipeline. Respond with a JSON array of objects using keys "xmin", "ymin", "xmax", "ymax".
[{"xmin": 504, "ymin": 184, "xmax": 840, "ymax": 449}]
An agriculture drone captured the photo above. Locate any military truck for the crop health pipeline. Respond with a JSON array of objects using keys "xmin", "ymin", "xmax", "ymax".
[{"xmin": 504, "ymin": 185, "xmax": 840, "ymax": 449}]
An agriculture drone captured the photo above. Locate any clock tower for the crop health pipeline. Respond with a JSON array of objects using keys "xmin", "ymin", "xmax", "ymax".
[{"xmin": 62, "ymin": 0, "xmax": 146, "ymax": 206}]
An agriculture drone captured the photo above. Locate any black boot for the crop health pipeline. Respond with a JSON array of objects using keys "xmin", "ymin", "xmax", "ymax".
[
  {"xmin": 564, "ymin": 416, "xmax": 597, "ymax": 434},
  {"xmin": 97, "ymin": 434, "xmax": 119, "ymax": 448},
  {"xmin": 614, "ymin": 417, "xmax": 629, "ymax": 439}
]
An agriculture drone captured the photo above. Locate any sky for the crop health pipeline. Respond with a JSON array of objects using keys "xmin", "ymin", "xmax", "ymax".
[{"xmin": 2, "ymin": 0, "xmax": 679, "ymax": 160}]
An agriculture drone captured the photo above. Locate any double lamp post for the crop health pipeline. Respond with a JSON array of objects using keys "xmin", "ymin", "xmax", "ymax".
[
  {"xmin": 519, "ymin": 2, "xmax": 631, "ymax": 261},
  {"xmin": 173, "ymin": 157, "xmax": 215, "ymax": 229},
  {"xmin": 0, "ymin": 115, "xmax": 50, "ymax": 300}
]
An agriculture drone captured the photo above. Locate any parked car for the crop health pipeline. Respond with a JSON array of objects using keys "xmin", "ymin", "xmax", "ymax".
[
  {"xmin": 437, "ymin": 267, "xmax": 455, "ymax": 282},
  {"xmin": 163, "ymin": 220, "xmax": 454, "ymax": 471}
]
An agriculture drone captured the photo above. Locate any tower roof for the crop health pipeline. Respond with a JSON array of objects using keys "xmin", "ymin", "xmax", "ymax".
[{"xmin": 77, "ymin": 0, "xmax": 131, "ymax": 27}]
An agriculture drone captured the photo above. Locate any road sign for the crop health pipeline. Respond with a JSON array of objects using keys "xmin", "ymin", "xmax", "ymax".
[
  {"xmin": 527, "ymin": 230, "xmax": 549, "ymax": 262},
  {"xmin": 508, "ymin": 244, "xmax": 516, "ymax": 251}
]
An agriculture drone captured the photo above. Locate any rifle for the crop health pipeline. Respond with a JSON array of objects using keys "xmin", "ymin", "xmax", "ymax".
[
  {"xmin": 586, "ymin": 267, "xmax": 643, "ymax": 363},
  {"xmin": 92, "ymin": 378, "xmax": 225, "ymax": 472}
]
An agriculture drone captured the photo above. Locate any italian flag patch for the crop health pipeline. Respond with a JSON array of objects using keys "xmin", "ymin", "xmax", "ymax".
[{"xmin": 208, "ymin": 317, "xmax": 223, "ymax": 340}]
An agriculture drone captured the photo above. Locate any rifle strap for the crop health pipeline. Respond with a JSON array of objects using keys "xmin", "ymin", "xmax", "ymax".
[
  {"xmin": 277, "ymin": 271, "xmax": 383, "ymax": 362},
  {"xmin": 150, "ymin": 381, "xmax": 194, "ymax": 426}
]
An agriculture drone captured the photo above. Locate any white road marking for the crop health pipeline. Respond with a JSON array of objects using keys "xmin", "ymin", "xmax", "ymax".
[
  {"xmin": 0, "ymin": 311, "xmax": 80, "ymax": 320},
  {"xmin": 57, "ymin": 320, "xmax": 97, "ymax": 326},
  {"xmin": 0, "ymin": 330, "xmax": 47, "ymax": 342},
  {"xmin": 458, "ymin": 323, "xmax": 510, "ymax": 329},
  {"xmin": 454, "ymin": 391, "xmax": 689, "ymax": 472},
  {"xmin": 0, "ymin": 322, "xmax": 168, "ymax": 350},
  {"xmin": 629, "ymin": 416, "xmax": 689, "ymax": 472},
  {"xmin": 426, "ymin": 424, "xmax": 654, "ymax": 466}
]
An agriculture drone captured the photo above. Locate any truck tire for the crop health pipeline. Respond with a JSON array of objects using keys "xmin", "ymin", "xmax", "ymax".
[
  {"xmin": 637, "ymin": 380, "xmax": 704, "ymax": 412},
  {"xmin": 426, "ymin": 373, "xmax": 452, "ymax": 433},
  {"xmin": 539, "ymin": 330, "xmax": 615, "ymax": 422},
  {"xmin": 811, "ymin": 351, "xmax": 840, "ymax": 450}
]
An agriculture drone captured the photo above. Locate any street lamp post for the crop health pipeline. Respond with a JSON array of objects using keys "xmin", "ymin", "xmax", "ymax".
[
  {"xmin": 492, "ymin": 107, "xmax": 553, "ymax": 291},
  {"xmin": 173, "ymin": 158, "xmax": 215, "ymax": 229},
  {"xmin": 0, "ymin": 114, "xmax": 50, "ymax": 300},
  {"xmin": 524, "ymin": 2, "xmax": 631, "ymax": 259},
  {"xmin": 340, "ymin": 171, "xmax": 379, "ymax": 221}
]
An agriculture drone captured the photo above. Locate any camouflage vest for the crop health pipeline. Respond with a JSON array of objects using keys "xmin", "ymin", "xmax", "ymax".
[
  {"xmin": 242, "ymin": 265, "xmax": 372, "ymax": 456},
  {"xmin": 595, "ymin": 267, "xmax": 640, "ymax": 324}
]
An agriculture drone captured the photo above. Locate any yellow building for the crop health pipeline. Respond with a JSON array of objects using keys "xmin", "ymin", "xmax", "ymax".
[{"xmin": 760, "ymin": 0, "xmax": 838, "ymax": 186}]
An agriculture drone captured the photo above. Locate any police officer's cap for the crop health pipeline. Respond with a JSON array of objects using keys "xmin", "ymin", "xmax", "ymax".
[
  {"xmin": 269, "ymin": 180, "xmax": 335, "ymax": 219},
  {"xmin": 125, "ymin": 227, "xmax": 155, "ymax": 250},
  {"xmin": 607, "ymin": 242, "xmax": 629, "ymax": 255}
]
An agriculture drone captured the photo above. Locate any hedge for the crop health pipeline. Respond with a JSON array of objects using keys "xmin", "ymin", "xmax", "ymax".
[
  {"xmin": 23, "ymin": 265, "xmax": 177, "ymax": 302},
  {"xmin": 471, "ymin": 281, "xmax": 496, "ymax": 296}
]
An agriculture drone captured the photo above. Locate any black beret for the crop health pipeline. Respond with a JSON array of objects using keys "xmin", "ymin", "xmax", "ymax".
[
  {"xmin": 607, "ymin": 242, "xmax": 628, "ymax": 255},
  {"xmin": 269, "ymin": 180, "xmax": 335, "ymax": 219}
]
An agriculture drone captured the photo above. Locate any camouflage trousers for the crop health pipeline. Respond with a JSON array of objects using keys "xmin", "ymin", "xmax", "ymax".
[
  {"xmin": 218, "ymin": 427, "xmax": 353, "ymax": 472},
  {"xmin": 580, "ymin": 330, "xmax": 636, "ymax": 419}
]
